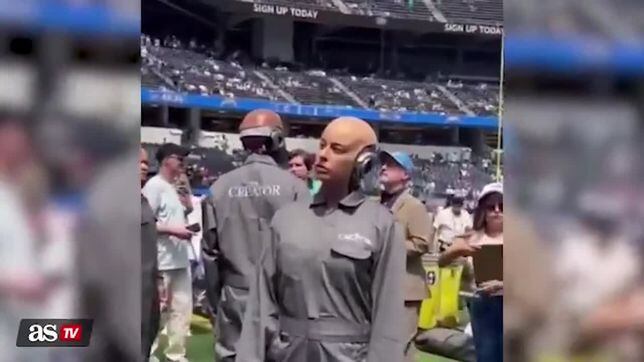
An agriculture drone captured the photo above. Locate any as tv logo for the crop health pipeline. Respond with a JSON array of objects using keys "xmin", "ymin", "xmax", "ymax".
[{"xmin": 17, "ymin": 319, "xmax": 93, "ymax": 347}]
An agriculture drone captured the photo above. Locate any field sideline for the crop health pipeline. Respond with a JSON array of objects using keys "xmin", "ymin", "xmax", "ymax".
[{"xmin": 153, "ymin": 315, "xmax": 458, "ymax": 362}]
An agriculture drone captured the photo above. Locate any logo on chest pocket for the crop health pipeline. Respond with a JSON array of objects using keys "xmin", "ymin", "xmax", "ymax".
[
  {"xmin": 338, "ymin": 233, "xmax": 373, "ymax": 247},
  {"xmin": 333, "ymin": 233, "xmax": 373, "ymax": 260}
]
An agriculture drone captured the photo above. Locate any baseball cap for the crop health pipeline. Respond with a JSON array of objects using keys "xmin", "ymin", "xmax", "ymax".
[
  {"xmin": 379, "ymin": 150, "xmax": 414, "ymax": 175},
  {"xmin": 155, "ymin": 143, "xmax": 189, "ymax": 163},
  {"xmin": 478, "ymin": 182, "xmax": 503, "ymax": 201}
]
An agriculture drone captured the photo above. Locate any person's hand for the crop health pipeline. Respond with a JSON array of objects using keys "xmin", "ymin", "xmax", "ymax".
[
  {"xmin": 170, "ymin": 226, "xmax": 194, "ymax": 240},
  {"xmin": 477, "ymin": 280, "xmax": 503, "ymax": 295},
  {"xmin": 451, "ymin": 236, "xmax": 480, "ymax": 257}
]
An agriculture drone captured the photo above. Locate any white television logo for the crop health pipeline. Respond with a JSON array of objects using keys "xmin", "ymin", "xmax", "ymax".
[{"xmin": 27, "ymin": 324, "xmax": 58, "ymax": 343}]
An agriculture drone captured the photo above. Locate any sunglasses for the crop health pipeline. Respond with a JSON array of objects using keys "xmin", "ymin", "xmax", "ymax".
[{"xmin": 485, "ymin": 203, "xmax": 503, "ymax": 212}]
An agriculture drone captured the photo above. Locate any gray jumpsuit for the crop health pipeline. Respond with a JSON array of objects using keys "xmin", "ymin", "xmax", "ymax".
[
  {"xmin": 201, "ymin": 153, "xmax": 311, "ymax": 362},
  {"xmin": 237, "ymin": 191, "xmax": 406, "ymax": 362}
]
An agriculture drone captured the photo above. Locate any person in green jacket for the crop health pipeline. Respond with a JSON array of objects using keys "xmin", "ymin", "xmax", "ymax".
[{"xmin": 288, "ymin": 148, "xmax": 322, "ymax": 196}]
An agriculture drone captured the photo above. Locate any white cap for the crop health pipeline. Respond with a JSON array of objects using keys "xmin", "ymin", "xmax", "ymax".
[{"xmin": 478, "ymin": 182, "xmax": 503, "ymax": 201}]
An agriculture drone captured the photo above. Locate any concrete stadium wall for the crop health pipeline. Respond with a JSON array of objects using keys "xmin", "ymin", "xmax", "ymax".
[{"xmin": 141, "ymin": 126, "xmax": 184, "ymax": 145}]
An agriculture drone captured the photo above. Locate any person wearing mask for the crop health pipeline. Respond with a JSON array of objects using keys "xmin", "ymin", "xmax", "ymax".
[
  {"xmin": 439, "ymin": 182, "xmax": 503, "ymax": 362},
  {"xmin": 432, "ymin": 195, "xmax": 472, "ymax": 252},
  {"xmin": 140, "ymin": 147, "xmax": 160, "ymax": 361},
  {"xmin": 142, "ymin": 143, "xmax": 195, "ymax": 362},
  {"xmin": 237, "ymin": 117, "xmax": 406, "ymax": 362},
  {"xmin": 378, "ymin": 150, "xmax": 432, "ymax": 362},
  {"xmin": 288, "ymin": 148, "xmax": 322, "ymax": 196},
  {"xmin": 201, "ymin": 109, "xmax": 310, "ymax": 362}
]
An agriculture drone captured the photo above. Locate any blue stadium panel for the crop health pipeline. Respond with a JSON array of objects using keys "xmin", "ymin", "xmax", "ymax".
[
  {"xmin": 0, "ymin": 0, "xmax": 138, "ymax": 36},
  {"xmin": 505, "ymin": 34, "xmax": 644, "ymax": 75},
  {"xmin": 141, "ymin": 88, "xmax": 499, "ymax": 130}
]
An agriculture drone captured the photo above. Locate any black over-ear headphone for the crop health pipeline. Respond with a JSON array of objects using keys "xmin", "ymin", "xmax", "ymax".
[
  {"xmin": 239, "ymin": 126, "xmax": 284, "ymax": 152},
  {"xmin": 350, "ymin": 144, "xmax": 378, "ymax": 191},
  {"xmin": 267, "ymin": 127, "xmax": 285, "ymax": 152}
]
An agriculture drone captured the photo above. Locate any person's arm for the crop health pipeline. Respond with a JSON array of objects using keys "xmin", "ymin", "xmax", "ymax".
[
  {"xmin": 438, "ymin": 235, "xmax": 478, "ymax": 267},
  {"xmin": 404, "ymin": 202, "xmax": 433, "ymax": 257},
  {"xmin": 367, "ymin": 219, "xmax": 406, "ymax": 362},
  {"xmin": 156, "ymin": 224, "xmax": 193, "ymax": 240},
  {"xmin": 143, "ymin": 181, "xmax": 193, "ymax": 239},
  {"xmin": 200, "ymin": 197, "xmax": 221, "ymax": 314},
  {"xmin": 431, "ymin": 211, "xmax": 443, "ymax": 244},
  {"xmin": 237, "ymin": 220, "xmax": 281, "ymax": 362}
]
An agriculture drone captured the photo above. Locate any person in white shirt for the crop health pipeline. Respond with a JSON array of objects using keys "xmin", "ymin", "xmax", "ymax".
[
  {"xmin": 0, "ymin": 119, "xmax": 45, "ymax": 362},
  {"xmin": 142, "ymin": 143, "xmax": 195, "ymax": 362},
  {"xmin": 432, "ymin": 196, "xmax": 473, "ymax": 252}
]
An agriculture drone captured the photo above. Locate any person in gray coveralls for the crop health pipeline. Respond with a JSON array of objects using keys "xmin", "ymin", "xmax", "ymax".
[
  {"xmin": 237, "ymin": 117, "xmax": 406, "ymax": 362},
  {"xmin": 201, "ymin": 109, "xmax": 311, "ymax": 362}
]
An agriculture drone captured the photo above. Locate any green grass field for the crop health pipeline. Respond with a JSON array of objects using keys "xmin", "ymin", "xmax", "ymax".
[{"xmin": 154, "ymin": 315, "xmax": 458, "ymax": 362}]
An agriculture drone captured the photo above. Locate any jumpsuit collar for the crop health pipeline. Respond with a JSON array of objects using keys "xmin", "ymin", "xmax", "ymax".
[
  {"xmin": 310, "ymin": 190, "xmax": 367, "ymax": 209},
  {"xmin": 245, "ymin": 153, "xmax": 277, "ymax": 166}
]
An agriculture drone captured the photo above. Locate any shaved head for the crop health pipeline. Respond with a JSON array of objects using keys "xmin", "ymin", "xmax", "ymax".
[
  {"xmin": 239, "ymin": 109, "xmax": 283, "ymax": 132},
  {"xmin": 315, "ymin": 117, "xmax": 378, "ymax": 191},
  {"xmin": 321, "ymin": 117, "xmax": 377, "ymax": 151}
]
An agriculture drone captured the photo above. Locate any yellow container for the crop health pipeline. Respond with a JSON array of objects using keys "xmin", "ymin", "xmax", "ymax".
[
  {"xmin": 418, "ymin": 256, "xmax": 464, "ymax": 329},
  {"xmin": 437, "ymin": 265, "xmax": 463, "ymax": 328},
  {"xmin": 417, "ymin": 263, "xmax": 440, "ymax": 329}
]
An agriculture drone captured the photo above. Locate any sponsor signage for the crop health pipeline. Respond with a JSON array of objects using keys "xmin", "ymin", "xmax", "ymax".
[
  {"xmin": 221, "ymin": 1, "xmax": 502, "ymax": 36},
  {"xmin": 443, "ymin": 23, "xmax": 503, "ymax": 35}
]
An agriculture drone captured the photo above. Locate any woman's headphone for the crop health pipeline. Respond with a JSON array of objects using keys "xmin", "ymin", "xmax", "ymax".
[{"xmin": 350, "ymin": 145, "xmax": 379, "ymax": 192}]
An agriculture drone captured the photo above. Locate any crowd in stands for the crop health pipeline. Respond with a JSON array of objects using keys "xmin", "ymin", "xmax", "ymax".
[
  {"xmin": 141, "ymin": 34, "xmax": 500, "ymax": 117},
  {"xmin": 142, "ymin": 141, "xmax": 496, "ymax": 200}
]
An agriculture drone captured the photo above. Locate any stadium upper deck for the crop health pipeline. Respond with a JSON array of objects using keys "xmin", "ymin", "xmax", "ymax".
[
  {"xmin": 141, "ymin": 35, "xmax": 500, "ymax": 117},
  {"xmin": 232, "ymin": 0, "xmax": 502, "ymax": 25}
]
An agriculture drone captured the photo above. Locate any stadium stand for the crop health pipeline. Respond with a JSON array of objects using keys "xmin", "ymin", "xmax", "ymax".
[
  {"xmin": 239, "ymin": 0, "xmax": 337, "ymax": 11},
  {"xmin": 434, "ymin": 0, "xmax": 502, "ymax": 25},
  {"xmin": 141, "ymin": 35, "xmax": 500, "ymax": 116},
  {"xmin": 446, "ymin": 80, "xmax": 500, "ymax": 116},
  {"xmin": 340, "ymin": 75, "xmax": 461, "ymax": 114},
  {"xmin": 343, "ymin": 0, "xmax": 436, "ymax": 21},
  {"xmin": 142, "ymin": 36, "xmax": 284, "ymax": 101},
  {"xmin": 237, "ymin": 0, "xmax": 502, "ymax": 24},
  {"xmin": 262, "ymin": 68, "xmax": 361, "ymax": 106}
]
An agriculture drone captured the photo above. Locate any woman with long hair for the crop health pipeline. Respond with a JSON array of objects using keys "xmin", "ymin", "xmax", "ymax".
[{"xmin": 439, "ymin": 182, "xmax": 503, "ymax": 362}]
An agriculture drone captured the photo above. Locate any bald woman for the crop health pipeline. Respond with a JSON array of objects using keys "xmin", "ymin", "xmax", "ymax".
[{"xmin": 237, "ymin": 117, "xmax": 406, "ymax": 362}]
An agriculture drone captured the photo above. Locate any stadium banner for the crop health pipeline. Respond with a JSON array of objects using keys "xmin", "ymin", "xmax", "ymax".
[
  {"xmin": 219, "ymin": 1, "xmax": 502, "ymax": 36},
  {"xmin": 141, "ymin": 88, "xmax": 498, "ymax": 130},
  {"xmin": 251, "ymin": 3, "xmax": 320, "ymax": 19},
  {"xmin": 443, "ymin": 23, "xmax": 503, "ymax": 36}
]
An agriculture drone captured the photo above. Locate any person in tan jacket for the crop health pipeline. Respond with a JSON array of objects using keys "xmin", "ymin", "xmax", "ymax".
[{"xmin": 379, "ymin": 150, "xmax": 433, "ymax": 362}]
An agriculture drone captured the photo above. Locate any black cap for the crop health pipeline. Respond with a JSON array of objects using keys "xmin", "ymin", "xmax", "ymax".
[{"xmin": 155, "ymin": 143, "xmax": 189, "ymax": 163}]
